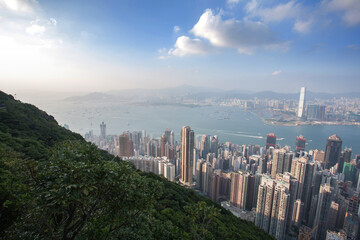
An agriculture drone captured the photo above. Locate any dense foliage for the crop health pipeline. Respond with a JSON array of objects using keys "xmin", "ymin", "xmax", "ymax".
[{"xmin": 0, "ymin": 90, "xmax": 274, "ymax": 239}]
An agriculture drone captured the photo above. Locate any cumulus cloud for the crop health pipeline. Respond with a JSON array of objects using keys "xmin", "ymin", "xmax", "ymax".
[
  {"xmin": 323, "ymin": 0, "xmax": 360, "ymax": 26},
  {"xmin": 26, "ymin": 24, "xmax": 45, "ymax": 35},
  {"xmin": 168, "ymin": 36, "xmax": 214, "ymax": 57},
  {"xmin": 272, "ymin": 70, "xmax": 282, "ymax": 76},
  {"xmin": 190, "ymin": 9, "xmax": 282, "ymax": 53},
  {"xmin": 173, "ymin": 25, "xmax": 180, "ymax": 33},
  {"xmin": 0, "ymin": 0, "xmax": 37, "ymax": 13}
]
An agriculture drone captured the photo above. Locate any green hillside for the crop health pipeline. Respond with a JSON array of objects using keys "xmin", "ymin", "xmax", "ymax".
[{"xmin": 0, "ymin": 91, "xmax": 274, "ymax": 240}]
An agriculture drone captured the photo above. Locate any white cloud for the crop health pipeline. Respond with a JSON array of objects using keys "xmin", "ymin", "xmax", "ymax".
[
  {"xmin": 245, "ymin": 0, "xmax": 258, "ymax": 13},
  {"xmin": 26, "ymin": 24, "xmax": 45, "ymax": 35},
  {"xmin": 190, "ymin": 9, "xmax": 282, "ymax": 53},
  {"xmin": 0, "ymin": 0, "xmax": 37, "ymax": 13},
  {"xmin": 293, "ymin": 19, "xmax": 312, "ymax": 33},
  {"xmin": 253, "ymin": 1, "xmax": 302, "ymax": 22},
  {"xmin": 168, "ymin": 36, "xmax": 214, "ymax": 57},
  {"xmin": 173, "ymin": 25, "xmax": 180, "ymax": 33},
  {"xmin": 323, "ymin": 0, "xmax": 360, "ymax": 26},
  {"xmin": 272, "ymin": 70, "xmax": 282, "ymax": 76}
]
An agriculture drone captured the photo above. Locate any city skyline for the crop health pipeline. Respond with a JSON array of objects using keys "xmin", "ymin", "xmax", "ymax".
[
  {"xmin": 1, "ymin": 0, "xmax": 360, "ymax": 94},
  {"xmin": 88, "ymin": 121, "xmax": 360, "ymax": 240}
]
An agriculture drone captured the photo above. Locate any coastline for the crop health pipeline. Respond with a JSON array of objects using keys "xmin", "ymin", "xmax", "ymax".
[{"xmin": 247, "ymin": 110, "xmax": 360, "ymax": 127}]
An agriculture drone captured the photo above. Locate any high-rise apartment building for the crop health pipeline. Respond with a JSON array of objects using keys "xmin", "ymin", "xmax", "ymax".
[
  {"xmin": 180, "ymin": 126, "xmax": 194, "ymax": 186},
  {"xmin": 313, "ymin": 184, "xmax": 333, "ymax": 240},
  {"xmin": 276, "ymin": 173, "xmax": 299, "ymax": 233},
  {"xmin": 271, "ymin": 148, "xmax": 287, "ymax": 178},
  {"xmin": 255, "ymin": 176, "xmax": 290, "ymax": 240},
  {"xmin": 297, "ymin": 87, "xmax": 306, "ymax": 118},
  {"xmin": 230, "ymin": 171, "xmax": 253, "ymax": 210},
  {"xmin": 119, "ymin": 133, "xmax": 131, "ymax": 157},
  {"xmin": 255, "ymin": 176, "xmax": 275, "ymax": 232},
  {"xmin": 324, "ymin": 134, "xmax": 342, "ymax": 171},
  {"xmin": 269, "ymin": 180, "xmax": 290, "ymax": 240}
]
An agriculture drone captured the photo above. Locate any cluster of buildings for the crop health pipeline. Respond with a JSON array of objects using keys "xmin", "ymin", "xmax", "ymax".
[
  {"xmin": 221, "ymin": 87, "xmax": 360, "ymax": 123},
  {"xmin": 86, "ymin": 122, "xmax": 360, "ymax": 240}
]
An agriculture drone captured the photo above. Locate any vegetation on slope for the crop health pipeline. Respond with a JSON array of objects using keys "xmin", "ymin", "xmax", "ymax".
[{"xmin": 0, "ymin": 91, "xmax": 274, "ymax": 239}]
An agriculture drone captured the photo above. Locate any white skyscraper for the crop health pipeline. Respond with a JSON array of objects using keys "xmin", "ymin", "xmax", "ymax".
[{"xmin": 297, "ymin": 87, "xmax": 306, "ymax": 118}]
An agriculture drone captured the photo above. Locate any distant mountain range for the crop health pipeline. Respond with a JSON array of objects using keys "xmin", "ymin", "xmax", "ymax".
[{"xmin": 63, "ymin": 85, "xmax": 360, "ymax": 102}]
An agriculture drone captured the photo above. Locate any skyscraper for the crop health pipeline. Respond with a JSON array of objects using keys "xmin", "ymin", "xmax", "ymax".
[
  {"xmin": 160, "ymin": 134, "xmax": 167, "ymax": 157},
  {"xmin": 266, "ymin": 133, "xmax": 276, "ymax": 149},
  {"xmin": 180, "ymin": 126, "xmax": 194, "ymax": 186},
  {"xmin": 269, "ymin": 180, "xmax": 290, "ymax": 240},
  {"xmin": 255, "ymin": 176, "xmax": 290, "ymax": 240},
  {"xmin": 255, "ymin": 176, "xmax": 275, "ymax": 232},
  {"xmin": 230, "ymin": 171, "xmax": 253, "ymax": 209},
  {"xmin": 297, "ymin": 87, "xmax": 306, "ymax": 118},
  {"xmin": 313, "ymin": 184, "xmax": 333, "ymax": 240},
  {"xmin": 100, "ymin": 121, "xmax": 106, "ymax": 139},
  {"xmin": 200, "ymin": 135, "xmax": 210, "ymax": 158},
  {"xmin": 342, "ymin": 148, "xmax": 352, "ymax": 163},
  {"xmin": 164, "ymin": 128, "xmax": 171, "ymax": 145},
  {"xmin": 211, "ymin": 136, "xmax": 218, "ymax": 158},
  {"xmin": 119, "ymin": 133, "xmax": 131, "ymax": 157},
  {"xmin": 295, "ymin": 135, "xmax": 306, "ymax": 153},
  {"xmin": 324, "ymin": 134, "xmax": 342, "ymax": 171},
  {"xmin": 271, "ymin": 148, "xmax": 287, "ymax": 178}
]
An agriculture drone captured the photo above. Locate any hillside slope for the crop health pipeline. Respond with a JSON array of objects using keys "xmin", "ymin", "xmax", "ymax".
[{"xmin": 0, "ymin": 90, "xmax": 274, "ymax": 240}]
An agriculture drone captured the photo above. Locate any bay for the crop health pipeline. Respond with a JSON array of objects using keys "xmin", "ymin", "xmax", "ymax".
[{"xmin": 41, "ymin": 101, "xmax": 360, "ymax": 156}]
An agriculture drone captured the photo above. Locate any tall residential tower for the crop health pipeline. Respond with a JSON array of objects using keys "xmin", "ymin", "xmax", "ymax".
[{"xmin": 180, "ymin": 126, "xmax": 194, "ymax": 186}]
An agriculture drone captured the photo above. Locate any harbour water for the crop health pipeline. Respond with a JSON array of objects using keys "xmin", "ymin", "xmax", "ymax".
[{"xmin": 41, "ymin": 101, "xmax": 360, "ymax": 155}]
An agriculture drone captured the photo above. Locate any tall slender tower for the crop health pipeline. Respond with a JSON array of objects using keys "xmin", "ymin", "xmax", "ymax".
[
  {"xmin": 297, "ymin": 87, "xmax": 306, "ymax": 118},
  {"xmin": 100, "ymin": 121, "xmax": 106, "ymax": 139},
  {"xmin": 181, "ymin": 126, "xmax": 194, "ymax": 186}
]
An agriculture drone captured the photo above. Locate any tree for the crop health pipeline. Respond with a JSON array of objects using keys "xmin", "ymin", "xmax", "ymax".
[{"xmin": 2, "ymin": 141, "xmax": 162, "ymax": 240}]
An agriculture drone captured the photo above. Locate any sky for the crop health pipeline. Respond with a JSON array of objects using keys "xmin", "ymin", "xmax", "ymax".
[{"xmin": 0, "ymin": 0, "xmax": 360, "ymax": 94}]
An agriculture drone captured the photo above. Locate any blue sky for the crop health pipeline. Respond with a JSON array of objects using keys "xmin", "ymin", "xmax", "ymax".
[{"xmin": 0, "ymin": 0, "xmax": 360, "ymax": 93}]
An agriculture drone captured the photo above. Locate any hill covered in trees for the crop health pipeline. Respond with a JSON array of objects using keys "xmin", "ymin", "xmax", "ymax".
[{"xmin": 0, "ymin": 90, "xmax": 274, "ymax": 239}]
